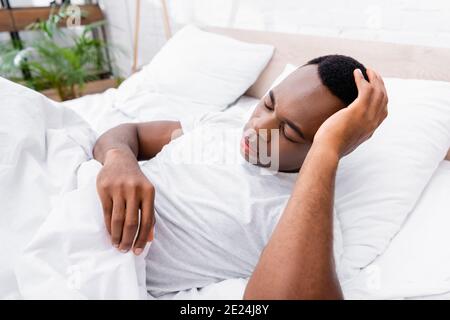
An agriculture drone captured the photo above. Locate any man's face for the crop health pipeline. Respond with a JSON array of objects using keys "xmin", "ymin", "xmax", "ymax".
[{"xmin": 240, "ymin": 64, "xmax": 345, "ymax": 172}]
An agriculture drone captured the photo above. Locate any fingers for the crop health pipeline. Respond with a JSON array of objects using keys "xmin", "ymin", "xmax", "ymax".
[
  {"xmin": 133, "ymin": 195, "xmax": 155, "ymax": 255},
  {"xmin": 366, "ymin": 68, "xmax": 378, "ymax": 84},
  {"xmin": 119, "ymin": 198, "xmax": 139, "ymax": 253},
  {"xmin": 353, "ymin": 68, "xmax": 368, "ymax": 94},
  {"xmin": 110, "ymin": 192, "xmax": 155, "ymax": 255},
  {"xmin": 367, "ymin": 68, "xmax": 384, "ymax": 93},
  {"xmin": 97, "ymin": 166, "xmax": 156, "ymax": 255},
  {"xmin": 377, "ymin": 73, "xmax": 389, "ymax": 108},
  {"xmin": 148, "ymin": 225, "xmax": 155, "ymax": 242},
  {"xmin": 351, "ymin": 67, "xmax": 389, "ymax": 136},
  {"xmin": 366, "ymin": 73, "xmax": 388, "ymax": 133},
  {"xmin": 97, "ymin": 189, "xmax": 113, "ymax": 235},
  {"xmin": 368, "ymin": 69, "xmax": 389, "ymax": 120},
  {"xmin": 111, "ymin": 197, "xmax": 125, "ymax": 248}
]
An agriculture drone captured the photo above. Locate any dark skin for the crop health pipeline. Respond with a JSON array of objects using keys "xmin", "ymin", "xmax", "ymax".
[
  {"xmin": 93, "ymin": 64, "xmax": 388, "ymax": 299},
  {"xmin": 242, "ymin": 64, "xmax": 345, "ymax": 171}
]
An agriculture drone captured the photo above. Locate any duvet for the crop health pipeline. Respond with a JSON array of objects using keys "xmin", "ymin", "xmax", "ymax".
[{"xmin": 0, "ymin": 77, "xmax": 148, "ymax": 299}]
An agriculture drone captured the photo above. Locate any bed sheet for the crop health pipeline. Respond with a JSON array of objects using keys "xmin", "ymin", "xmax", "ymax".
[{"xmin": 63, "ymin": 89, "xmax": 260, "ymax": 136}]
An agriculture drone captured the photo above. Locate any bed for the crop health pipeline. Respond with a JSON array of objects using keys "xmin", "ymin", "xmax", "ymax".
[
  {"xmin": 61, "ymin": 27, "xmax": 450, "ymax": 300},
  {"xmin": 1, "ymin": 25, "xmax": 450, "ymax": 300}
]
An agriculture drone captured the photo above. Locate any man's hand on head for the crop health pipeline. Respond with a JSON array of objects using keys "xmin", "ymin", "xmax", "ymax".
[
  {"xmin": 313, "ymin": 68, "xmax": 388, "ymax": 158},
  {"xmin": 96, "ymin": 148, "xmax": 155, "ymax": 256}
]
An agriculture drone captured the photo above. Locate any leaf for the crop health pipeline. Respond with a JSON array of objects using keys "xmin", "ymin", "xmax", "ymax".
[{"xmin": 1, "ymin": 6, "xmax": 117, "ymax": 97}]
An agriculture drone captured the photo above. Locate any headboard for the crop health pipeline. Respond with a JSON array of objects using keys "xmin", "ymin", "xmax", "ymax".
[{"xmin": 204, "ymin": 26, "xmax": 450, "ymax": 99}]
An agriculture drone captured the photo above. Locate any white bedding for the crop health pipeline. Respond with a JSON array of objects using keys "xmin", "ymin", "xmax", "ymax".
[
  {"xmin": 15, "ymin": 160, "xmax": 149, "ymax": 299},
  {"xmin": 0, "ymin": 77, "xmax": 260, "ymax": 299},
  {"xmin": 343, "ymin": 160, "xmax": 450, "ymax": 300},
  {"xmin": 66, "ymin": 85, "xmax": 450, "ymax": 300},
  {"xmin": 62, "ymin": 88, "xmax": 258, "ymax": 135},
  {"xmin": 0, "ymin": 78, "xmax": 99, "ymax": 298},
  {"xmin": 2, "ymin": 75, "xmax": 450, "ymax": 299}
]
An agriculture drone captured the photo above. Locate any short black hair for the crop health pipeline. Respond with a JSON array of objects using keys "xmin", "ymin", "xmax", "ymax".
[{"xmin": 305, "ymin": 54, "xmax": 369, "ymax": 106}]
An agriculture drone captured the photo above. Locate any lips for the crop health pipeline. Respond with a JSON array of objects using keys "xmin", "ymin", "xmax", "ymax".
[
  {"xmin": 241, "ymin": 133, "xmax": 257, "ymax": 157},
  {"xmin": 241, "ymin": 136, "xmax": 250, "ymax": 154}
]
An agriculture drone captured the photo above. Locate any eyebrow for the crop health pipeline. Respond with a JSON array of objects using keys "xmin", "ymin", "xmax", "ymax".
[{"xmin": 270, "ymin": 90, "xmax": 306, "ymax": 141}]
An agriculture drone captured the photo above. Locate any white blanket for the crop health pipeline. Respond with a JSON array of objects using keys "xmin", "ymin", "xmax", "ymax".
[
  {"xmin": 15, "ymin": 161, "xmax": 149, "ymax": 299},
  {"xmin": 0, "ymin": 78, "xmax": 148, "ymax": 299}
]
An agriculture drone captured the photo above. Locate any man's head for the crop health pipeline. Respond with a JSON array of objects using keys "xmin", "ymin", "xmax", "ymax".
[{"xmin": 241, "ymin": 54, "xmax": 369, "ymax": 172}]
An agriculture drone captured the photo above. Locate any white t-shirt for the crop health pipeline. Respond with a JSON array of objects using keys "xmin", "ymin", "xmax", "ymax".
[{"xmin": 141, "ymin": 111, "xmax": 343, "ymax": 298}]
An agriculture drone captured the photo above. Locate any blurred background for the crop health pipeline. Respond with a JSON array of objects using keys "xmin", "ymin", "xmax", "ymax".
[
  {"xmin": 1, "ymin": 0, "xmax": 449, "ymax": 99},
  {"xmin": 102, "ymin": 0, "xmax": 450, "ymax": 77}
]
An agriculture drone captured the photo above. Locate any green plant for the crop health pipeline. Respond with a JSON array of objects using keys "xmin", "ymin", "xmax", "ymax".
[{"xmin": 0, "ymin": 5, "xmax": 113, "ymax": 101}]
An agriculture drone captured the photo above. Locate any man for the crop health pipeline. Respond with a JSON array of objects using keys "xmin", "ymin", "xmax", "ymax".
[{"xmin": 93, "ymin": 55, "xmax": 388, "ymax": 299}]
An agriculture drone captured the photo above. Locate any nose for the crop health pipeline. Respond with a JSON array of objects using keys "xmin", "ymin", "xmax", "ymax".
[{"xmin": 252, "ymin": 114, "xmax": 279, "ymax": 142}]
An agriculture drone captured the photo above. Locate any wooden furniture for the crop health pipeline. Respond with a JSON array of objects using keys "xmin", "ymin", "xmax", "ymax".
[
  {"xmin": 0, "ymin": 4, "xmax": 116, "ymax": 100},
  {"xmin": 40, "ymin": 78, "xmax": 118, "ymax": 102},
  {"xmin": 0, "ymin": 4, "xmax": 103, "ymax": 32},
  {"xmin": 132, "ymin": 0, "xmax": 172, "ymax": 74}
]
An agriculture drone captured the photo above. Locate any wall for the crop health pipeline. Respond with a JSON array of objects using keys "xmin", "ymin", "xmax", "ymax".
[
  {"xmin": 99, "ymin": 0, "xmax": 168, "ymax": 77},
  {"xmin": 99, "ymin": 0, "xmax": 450, "ymax": 77}
]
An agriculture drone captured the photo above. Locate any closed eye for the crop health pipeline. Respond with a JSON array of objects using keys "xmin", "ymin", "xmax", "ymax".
[
  {"xmin": 281, "ymin": 123, "xmax": 300, "ymax": 143},
  {"xmin": 264, "ymin": 101, "xmax": 273, "ymax": 111},
  {"xmin": 265, "ymin": 90, "xmax": 306, "ymax": 143},
  {"xmin": 263, "ymin": 90, "xmax": 275, "ymax": 110}
]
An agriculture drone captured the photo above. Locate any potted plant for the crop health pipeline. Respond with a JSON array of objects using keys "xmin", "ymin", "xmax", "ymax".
[{"xmin": 0, "ymin": 5, "xmax": 118, "ymax": 101}]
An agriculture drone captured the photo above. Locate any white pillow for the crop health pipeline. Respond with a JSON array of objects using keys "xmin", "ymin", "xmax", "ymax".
[
  {"xmin": 267, "ymin": 64, "xmax": 450, "ymax": 280},
  {"xmin": 115, "ymin": 25, "xmax": 274, "ymax": 109},
  {"xmin": 342, "ymin": 160, "xmax": 450, "ymax": 299},
  {"xmin": 337, "ymin": 78, "xmax": 450, "ymax": 278}
]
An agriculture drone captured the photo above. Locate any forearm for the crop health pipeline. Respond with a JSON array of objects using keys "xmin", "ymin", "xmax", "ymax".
[
  {"xmin": 93, "ymin": 121, "xmax": 182, "ymax": 164},
  {"xmin": 244, "ymin": 144, "xmax": 343, "ymax": 300},
  {"xmin": 93, "ymin": 124, "xmax": 139, "ymax": 165}
]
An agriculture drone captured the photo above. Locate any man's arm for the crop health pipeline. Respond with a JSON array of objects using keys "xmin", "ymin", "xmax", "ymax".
[
  {"xmin": 244, "ymin": 68, "xmax": 388, "ymax": 299},
  {"xmin": 93, "ymin": 121, "xmax": 182, "ymax": 255},
  {"xmin": 93, "ymin": 121, "xmax": 182, "ymax": 163},
  {"xmin": 245, "ymin": 145, "xmax": 341, "ymax": 299}
]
